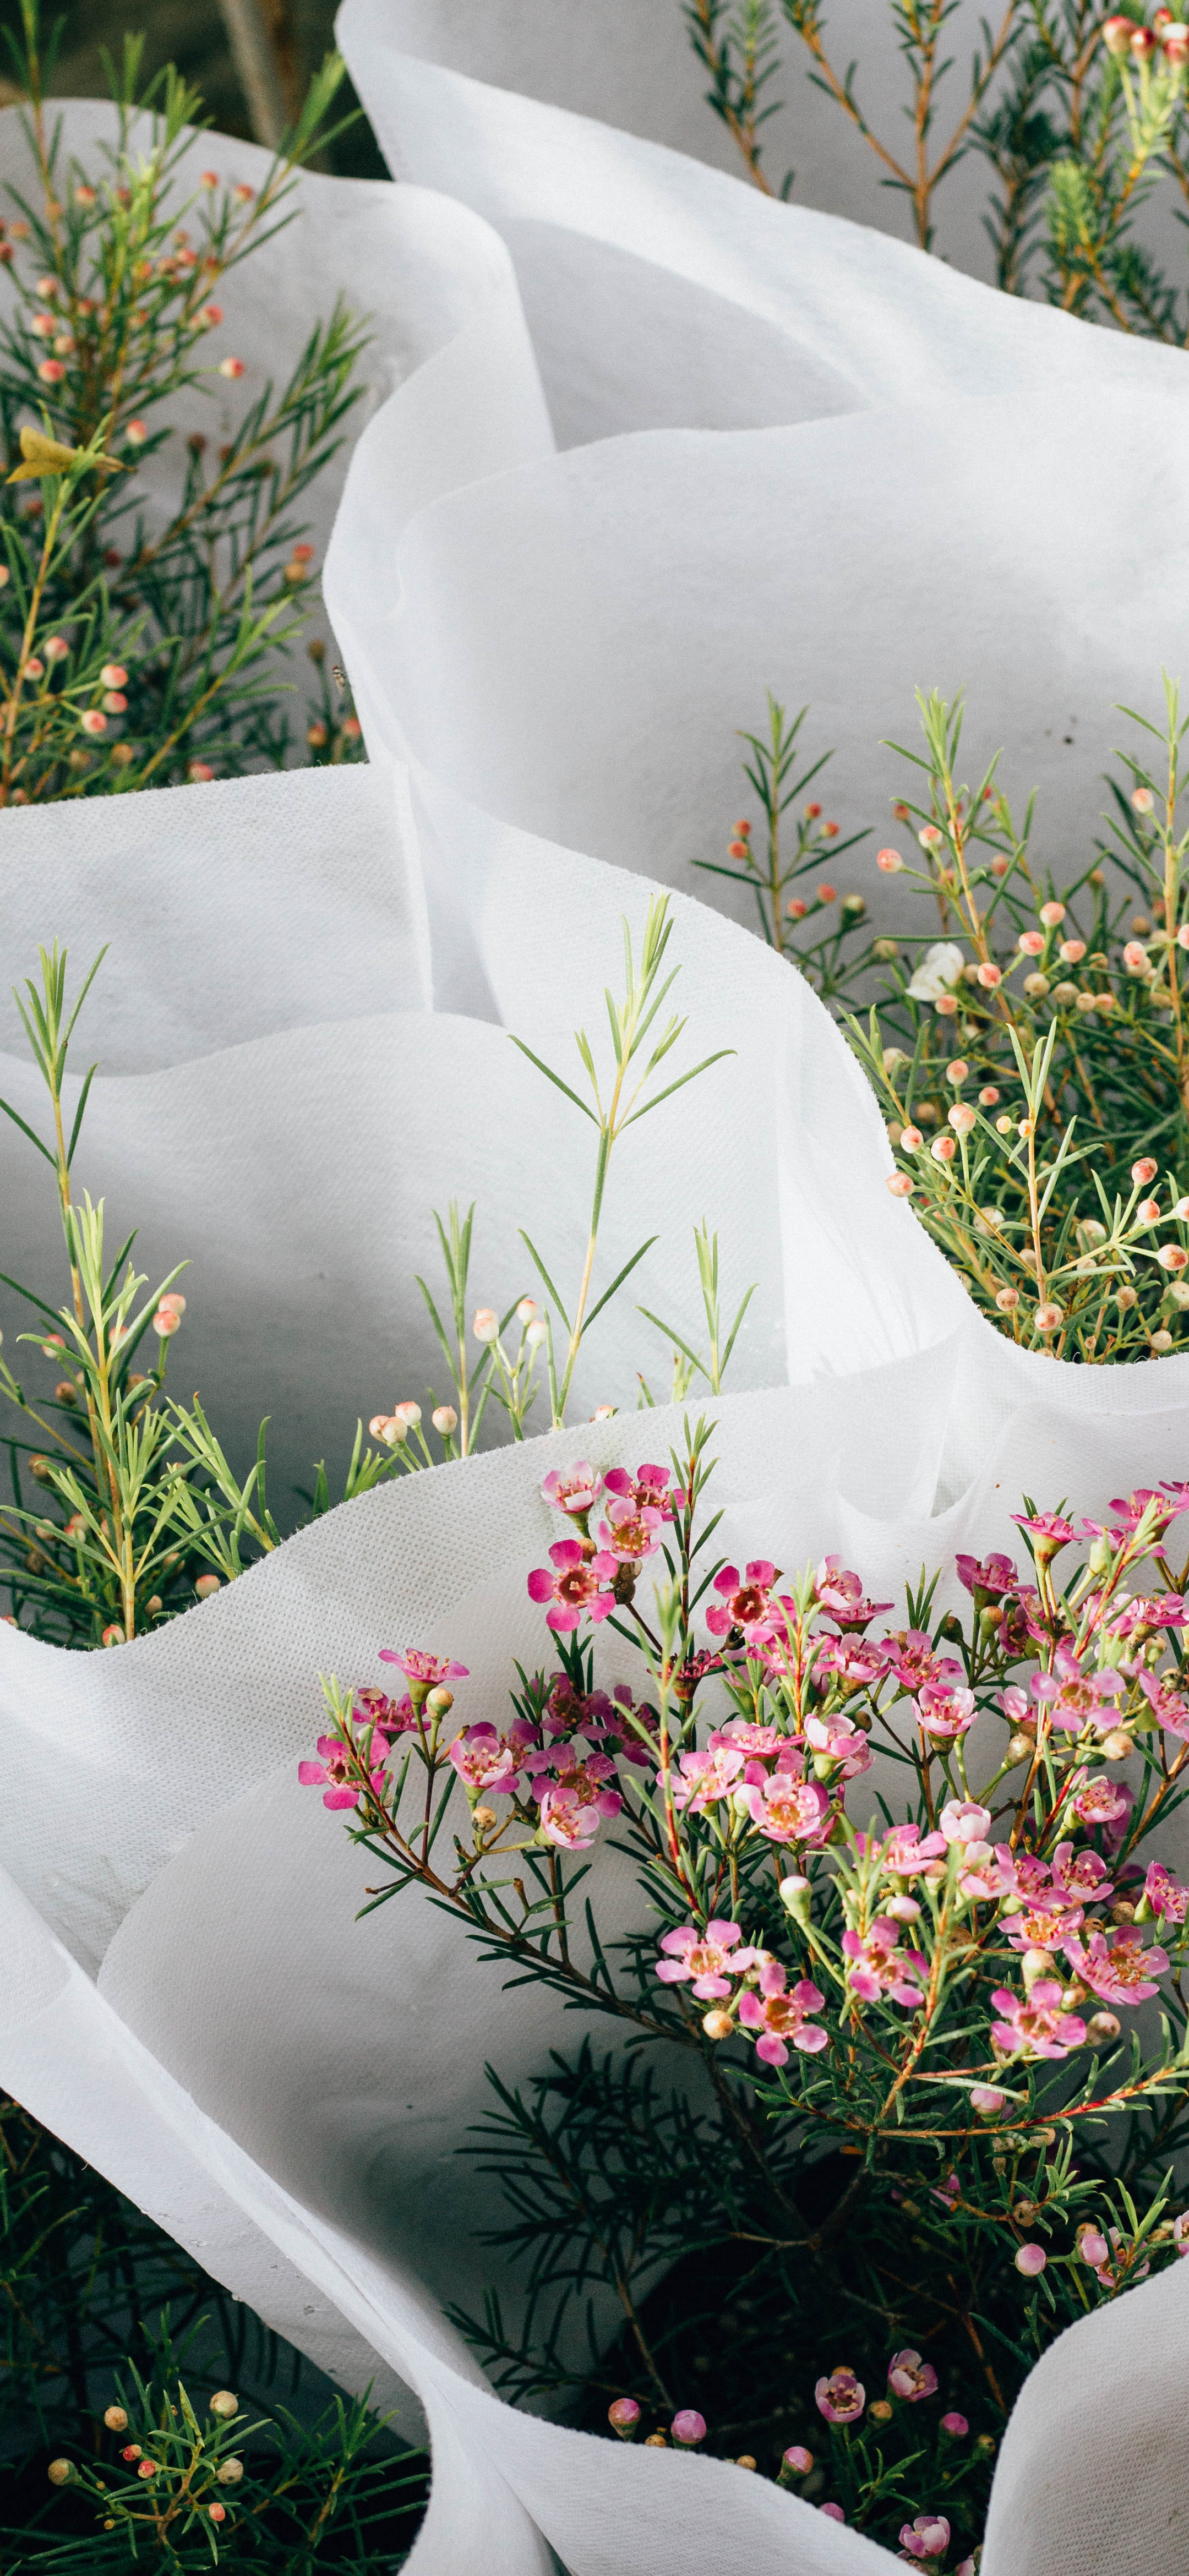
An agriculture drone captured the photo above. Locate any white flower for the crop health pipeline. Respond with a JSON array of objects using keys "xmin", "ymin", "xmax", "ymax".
[{"xmin": 907, "ymin": 941, "xmax": 966, "ymax": 1003}]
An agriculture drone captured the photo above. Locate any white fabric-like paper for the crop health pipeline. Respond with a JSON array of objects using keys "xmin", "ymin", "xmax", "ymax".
[{"xmin": 3, "ymin": 50, "xmax": 1189, "ymax": 2576}]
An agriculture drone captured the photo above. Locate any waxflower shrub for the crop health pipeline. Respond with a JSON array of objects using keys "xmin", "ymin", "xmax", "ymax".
[
  {"xmin": 721, "ymin": 674, "xmax": 1189, "ymax": 1360},
  {"xmin": 0, "ymin": 2, "xmax": 366, "ymax": 806},
  {"xmin": 305, "ymin": 1433, "xmax": 1189, "ymax": 2559},
  {"xmin": 0, "ymin": 2093, "xmax": 429, "ymax": 2570},
  {"xmin": 685, "ymin": 0, "xmax": 1189, "ymax": 332},
  {"xmin": 0, "ymin": 902, "xmax": 741, "ymax": 1640}
]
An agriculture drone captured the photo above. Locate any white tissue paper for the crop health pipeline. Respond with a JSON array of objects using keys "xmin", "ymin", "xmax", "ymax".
[{"xmin": 3, "ymin": 40, "xmax": 1189, "ymax": 2576}]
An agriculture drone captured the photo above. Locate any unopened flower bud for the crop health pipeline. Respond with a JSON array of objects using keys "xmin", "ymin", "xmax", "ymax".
[
  {"xmin": 970, "ymin": 2084, "xmax": 1006, "ymax": 2116},
  {"xmin": 702, "ymin": 2006, "xmax": 733, "ymax": 2040},
  {"xmin": 1087, "ymin": 2010, "xmax": 1121, "ymax": 2045},
  {"xmin": 900, "ymin": 1125, "xmax": 923, "ymax": 1151},
  {"xmin": 431, "ymin": 1405, "xmax": 457, "ymax": 1434},
  {"xmin": 516, "ymin": 1297, "xmax": 538, "ymax": 1323},
  {"xmin": 526, "ymin": 1318, "xmax": 549, "ymax": 1347},
  {"xmin": 54, "ymin": 1379, "xmax": 78, "ymax": 1404},
  {"xmin": 194, "ymin": 1573, "xmax": 221, "ymax": 1598},
  {"xmin": 1006, "ymin": 1731, "xmax": 1035, "ymax": 1765},
  {"xmin": 209, "ymin": 2392, "xmax": 239, "ymax": 2419},
  {"xmin": 29, "ymin": 1454, "xmax": 52, "ymax": 1481},
  {"xmin": 425, "ymin": 1685, "xmax": 453, "ymax": 1717},
  {"xmin": 209, "ymin": 2503, "xmax": 226, "ymax": 2521},
  {"xmin": 393, "ymin": 1400, "xmax": 422, "ymax": 1429},
  {"xmin": 1099, "ymin": 1728, "xmax": 1132, "ymax": 1761},
  {"xmin": 1116, "ymin": 1285, "xmax": 1138, "ymax": 1309},
  {"xmin": 1152, "ymin": 1329, "xmax": 1175, "ymax": 1352},
  {"xmin": 1015, "ymin": 2242, "xmax": 1046, "ymax": 2277},
  {"xmin": 472, "ymin": 1307, "xmax": 499, "ymax": 1342},
  {"xmin": 609, "ymin": 2398, "xmax": 640, "ymax": 2438},
  {"xmin": 868, "ymin": 2399, "xmax": 894, "ymax": 2424},
  {"xmin": 877, "ymin": 847, "xmax": 904, "ymax": 872},
  {"xmin": 1035, "ymin": 1303, "xmax": 1063, "ymax": 1333},
  {"xmin": 152, "ymin": 1305, "xmax": 181, "ymax": 1335},
  {"xmin": 1022, "ymin": 1947, "xmax": 1057, "ymax": 1989},
  {"xmin": 779, "ymin": 2446, "xmax": 814, "ymax": 2483},
  {"xmin": 672, "ymin": 2410, "xmax": 706, "ymax": 2448},
  {"xmin": 644, "ymin": 2432, "xmax": 667, "ymax": 2447},
  {"xmin": 1131, "ymin": 785, "xmax": 1155, "ymax": 811},
  {"xmin": 47, "ymin": 2459, "xmax": 74, "ymax": 2485},
  {"xmin": 778, "ymin": 1874, "xmax": 811, "ymax": 1921},
  {"xmin": 101, "ymin": 1623, "xmax": 124, "ymax": 1647},
  {"xmin": 1077, "ymin": 2225, "xmax": 1110, "ymax": 2265},
  {"xmin": 103, "ymin": 2407, "xmax": 128, "ymax": 2432},
  {"xmin": 996, "ymin": 1289, "xmax": 1020, "ymax": 1314},
  {"xmin": 1137, "ymin": 1197, "xmax": 1161, "ymax": 1224},
  {"xmin": 931, "ymin": 1134, "xmax": 957, "ymax": 1163},
  {"xmin": 216, "ymin": 2458, "xmax": 243, "ymax": 2484},
  {"xmin": 472, "ymin": 1806, "xmax": 497, "ymax": 1833},
  {"xmin": 886, "ymin": 1173, "xmax": 914, "ymax": 1197}
]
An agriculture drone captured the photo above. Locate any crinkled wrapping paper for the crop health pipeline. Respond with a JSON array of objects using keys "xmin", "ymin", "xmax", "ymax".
[{"xmin": 2, "ymin": 37, "xmax": 1189, "ymax": 2575}]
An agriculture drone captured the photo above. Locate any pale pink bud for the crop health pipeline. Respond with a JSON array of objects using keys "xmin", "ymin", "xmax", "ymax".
[
  {"xmin": 1175, "ymin": 1197, "xmax": 1189, "ymax": 1220},
  {"xmin": 1039, "ymin": 901, "xmax": 1065, "ymax": 926},
  {"xmin": 201, "ymin": 302, "xmax": 223, "ymax": 325},
  {"xmin": 1159, "ymin": 1243, "xmax": 1188, "ymax": 1271},
  {"xmin": 200, "ymin": 170, "xmax": 219, "ymax": 188},
  {"xmin": 1078, "ymin": 2226, "xmax": 1110, "ymax": 2265},
  {"xmin": 591, "ymin": 1403, "xmax": 617, "ymax": 1420},
  {"xmin": 472, "ymin": 1307, "xmax": 499, "ymax": 1343},
  {"xmin": 783, "ymin": 2446, "xmax": 813, "ymax": 2475},
  {"xmin": 80, "ymin": 709, "xmax": 107, "ymax": 735},
  {"xmin": 1132, "ymin": 1156, "xmax": 1159, "ymax": 1185},
  {"xmin": 194, "ymin": 1573, "xmax": 221, "ymax": 1598},
  {"xmin": 1131, "ymin": 785, "xmax": 1155, "ymax": 811},
  {"xmin": 102, "ymin": 690, "xmax": 127, "ymax": 713},
  {"xmin": 816, "ymin": 882, "xmax": 836, "ymax": 905},
  {"xmin": 1015, "ymin": 2242, "xmax": 1046, "ymax": 2276},
  {"xmin": 946, "ymin": 1057, "xmax": 969, "ymax": 1083},
  {"xmin": 883, "ymin": 1893, "xmax": 921, "ymax": 1920},
  {"xmin": 1177, "ymin": 923, "xmax": 1189, "ymax": 951},
  {"xmin": 1087, "ymin": 2009, "xmax": 1121, "ymax": 2043},
  {"xmin": 941, "ymin": 2411, "xmax": 969, "ymax": 2436},
  {"xmin": 702, "ymin": 2006, "xmax": 734, "ymax": 2039},
  {"xmin": 900, "ymin": 1125, "xmax": 923, "ymax": 1150},
  {"xmin": 431, "ymin": 1405, "xmax": 457, "ymax": 1434},
  {"xmin": 1018, "ymin": 930, "xmax": 1045, "ymax": 956},
  {"xmin": 877, "ymin": 847, "xmax": 904, "ymax": 872},
  {"xmin": 21, "ymin": 656, "xmax": 43, "ymax": 679},
  {"xmin": 101, "ymin": 664, "xmax": 127, "ymax": 687},
  {"xmin": 918, "ymin": 825, "xmax": 943, "ymax": 849},
  {"xmin": 1035, "ymin": 1302, "xmax": 1062, "ymax": 1333},
  {"xmin": 977, "ymin": 962, "xmax": 1002, "ymax": 989},
  {"xmin": 979, "ymin": 1085, "xmax": 1000, "ymax": 1106},
  {"xmin": 526, "ymin": 1318, "xmax": 549, "ymax": 1347},
  {"xmin": 159, "ymin": 1292, "xmax": 186, "ymax": 1315},
  {"xmin": 101, "ymin": 1623, "xmax": 124, "ymax": 1647},
  {"xmin": 1138, "ymin": 1197, "xmax": 1161, "ymax": 1224},
  {"xmin": 393, "ymin": 1400, "xmax": 421, "ymax": 1429},
  {"xmin": 1103, "ymin": 11, "xmax": 1136, "ymax": 48},
  {"xmin": 820, "ymin": 2503, "xmax": 846, "ymax": 2523},
  {"xmin": 1123, "ymin": 941, "xmax": 1150, "ymax": 972},
  {"xmin": 672, "ymin": 2410, "xmax": 706, "ymax": 2448},
  {"xmin": 37, "ymin": 358, "xmax": 65, "ymax": 382},
  {"xmin": 219, "ymin": 356, "xmax": 245, "ymax": 378},
  {"xmin": 1152, "ymin": 1329, "xmax": 1175, "ymax": 1352},
  {"xmin": 996, "ymin": 1286, "xmax": 1019, "ymax": 1312},
  {"xmin": 787, "ymin": 897, "xmax": 807, "ymax": 919},
  {"xmin": 516, "ymin": 1297, "xmax": 539, "ymax": 1324},
  {"xmin": 970, "ymin": 2084, "xmax": 1006, "ymax": 2115},
  {"xmin": 43, "ymin": 635, "xmax": 68, "ymax": 662},
  {"xmin": 936, "ymin": 993, "xmax": 959, "ymax": 1016},
  {"xmin": 931, "ymin": 1135, "xmax": 956, "ymax": 1163},
  {"xmin": 886, "ymin": 1174, "xmax": 914, "ymax": 1197},
  {"xmin": 1060, "ymin": 938, "xmax": 1086, "ymax": 963},
  {"xmin": 608, "ymin": 2398, "xmax": 640, "ymax": 2437},
  {"xmin": 233, "ymin": 181, "xmax": 255, "ymax": 201},
  {"xmin": 948, "ymin": 1103, "xmax": 976, "ymax": 1134},
  {"xmin": 152, "ymin": 1306, "xmax": 181, "ymax": 1335},
  {"xmin": 187, "ymin": 760, "xmax": 215, "ymax": 782}
]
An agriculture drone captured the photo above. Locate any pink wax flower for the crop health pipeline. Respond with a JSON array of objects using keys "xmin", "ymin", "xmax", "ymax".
[
  {"xmin": 608, "ymin": 2398, "xmax": 640, "ymax": 2437},
  {"xmin": 1049, "ymin": 1841, "xmax": 1112, "ymax": 1903},
  {"xmin": 1011, "ymin": 1509, "xmax": 1078, "ymax": 1558},
  {"xmin": 541, "ymin": 1462, "xmax": 602, "ymax": 1519},
  {"xmin": 990, "ymin": 1980, "xmax": 1086, "ymax": 2060},
  {"xmin": 805, "ymin": 1712, "xmax": 873, "ymax": 1777},
  {"xmin": 879, "ymin": 1821, "xmax": 948, "ymax": 1881},
  {"xmin": 527, "ymin": 1538, "xmax": 618, "ymax": 1631},
  {"xmin": 1084, "ymin": 2225, "xmax": 1149, "ymax": 2291},
  {"xmin": 939, "ymin": 1798, "xmax": 992, "ymax": 1847},
  {"xmin": 706, "ymin": 1560, "xmax": 778, "ymax": 1643},
  {"xmin": 813, "ymin": 1634, "xmax": 891, "ymax": 1690},
  {"xmin": 956, "ymin": 1550, "xmax": 1018, "ymax": 1597},
  {"xmin": 1069, "ymin": 1772, "xmax": 1134, "ymax": 1835},
  {"xmin": 603, "ymin": 1462, "xmax": 677, "ymax": 1519},
  {"xmin": 815, "ymin": 2368, "xmax": 865, "ymax": 2426},
  {"xmin": 815, "ymin": 1558, "xmax": 893, "ymax": 1630},
  {"xmin": 710, "ymin": 1718, "xmax": 784, "ymax": 1758},
  {"xmin": 1138, "ymin": 1670, "xmax": 1189, "ymax": 1740},
  {"xmin": 448, "ymin": 1725, "xmax": 522, "ymax": 1796},
  {"xmin": 672, "ymin": 1743, "xmax": 745, "ymax": 1812},
  {"xmin": 887, "ymin": 2350, "xmax": 938, "ymax": 2403},
  {"xmin": 1061, "ymin": 1924, "xmax": 1169, "ymax": 2005},
  {"xmin": 842, "ymin": 1919, "xmax": 925, "ymax": 2009},
  {"xmin": 1006, "ymin": 1898, "xmax": 1084, "ymax": 1955},
  {"xmin": 1144, "ymin": 1860, "xmax": 1189, "ymax": 1922},
  {"xmin": 900, "ymin": 2515, "xmax": 950, "ymax": 2563},
  {"xmin": 1108, "ymin": 1486, "xmax": 1189, "ymax": 1538},
  {"xmin": 738, "ymin": 1962, "xmax": 828, "ymax": 2063},
  {"xmin": 915, "ymin": 1680, "xmax": 976, "ymax": 1740},
  {"xmin": 1032, "ymin": 1645, "xmax": 1125, "ymax": 1732},
  {"xmin": 537, "ymin": 1783, "xmax": 618, "ymax": 1849},
  {"xmin": 884, "ymin": 1632, "xmax": 964, "ymax": 1694},
  {"xmin": 671, "ymin": 2410, "xmax": 706, "ymax": 2448},
  {"xmin": 743, "ymin": 1771, "xmax": 832, "ymax": 1846},
  {"xmin": 597, "ymin": 1494, "xmax": 664, "ymax": 1563},
  {"xmin": 352, "ymin": 1684, "xmax": 416, "ymax": 1739},
  {"xmin": 656, "ymin": 1919, "xmax": 757, "ymax": 1999},
  {"xmin": 298, "ymin": 1735, "xmax": 383, "ymax": 1811},
  {"xmin": 378, "ymin": 1647, "xmax": 469, "ymax": 1689}
]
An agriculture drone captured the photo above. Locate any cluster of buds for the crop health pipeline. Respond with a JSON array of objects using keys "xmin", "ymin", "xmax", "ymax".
[
  {"xmin": 47, "ymin": 2387, "xmax": 246, "ymax": 2540},
  {"xmin": 1103, "ymin": 10, "xmax": 1189, "ymax": 63}
]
